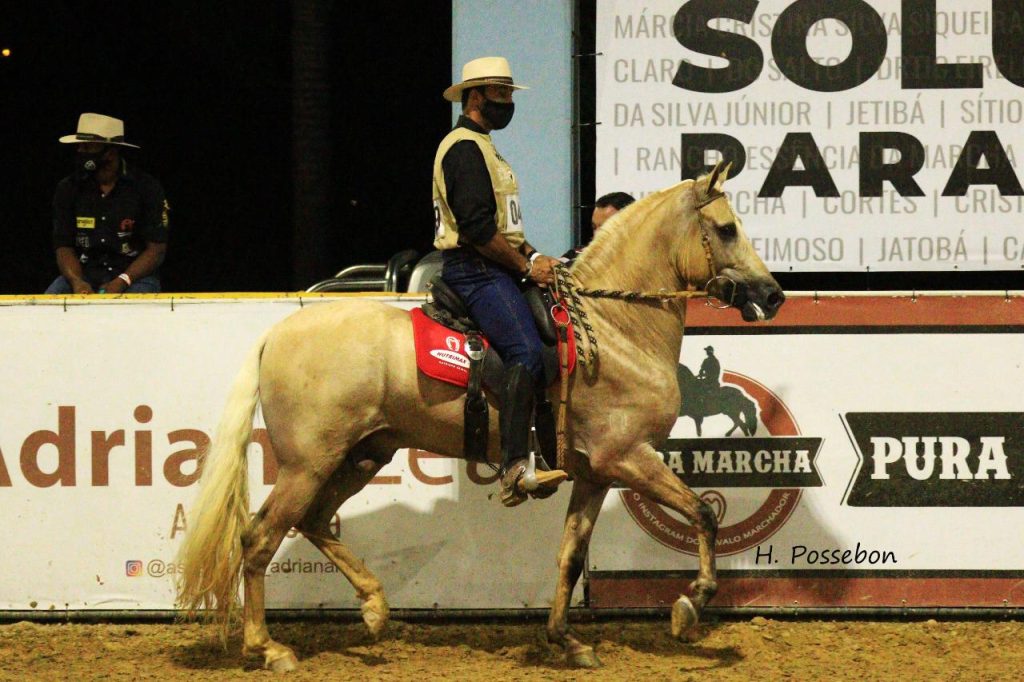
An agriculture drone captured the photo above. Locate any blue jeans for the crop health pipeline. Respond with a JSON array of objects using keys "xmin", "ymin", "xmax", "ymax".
[
  {"xmin": 45, "ymin": 275, "xmax": 162, "ymax": 294},
  {"xmin": 442, "ymin": 249, "xmax": 544, "ymax": 379}
]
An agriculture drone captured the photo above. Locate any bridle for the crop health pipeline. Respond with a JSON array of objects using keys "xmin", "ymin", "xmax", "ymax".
[
  {"xmin": 692, "ymin": 188, "xmax": 738, "ymax": 311},
  {"xmin": 552, "ymin": 186, "xmax": 738, "ymax": 364}
]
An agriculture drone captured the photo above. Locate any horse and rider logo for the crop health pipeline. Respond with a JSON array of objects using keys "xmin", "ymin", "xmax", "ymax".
[
  {"xmin": 445, "ymin": 336, "xmax": 460, "ymax": 353},
  {"xmin": 677, "ymin": 346, "xmax": 759, "ymax": 437},
  {"xmin": 622, "ymin": 345, "xmax": 824, "ymax": 557}
]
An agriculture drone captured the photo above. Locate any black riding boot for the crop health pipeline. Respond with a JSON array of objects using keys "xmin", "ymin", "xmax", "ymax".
[{"xmin": 498, "ymin": 363, "xmax": 535, "ymax": 507}]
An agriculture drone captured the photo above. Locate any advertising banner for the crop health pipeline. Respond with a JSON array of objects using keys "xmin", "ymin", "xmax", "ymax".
[
  {"xmin": 589, "ymin": 293, "xmax": 1024, "ymax": 609},
  {"xmin": 3, "ymin": 294, "xmax": 1022, "ymax": 612},
  {"xmin": 596, "ymin": 0, "xmax": 1024, "ymax": 272},
  {"xmin": 0, "ymin": 296, "xmax": 578, "ymax": 613}
]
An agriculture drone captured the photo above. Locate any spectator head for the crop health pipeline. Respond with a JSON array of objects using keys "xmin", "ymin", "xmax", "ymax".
[{"xmin": 592, "ymin": 191, "xmax": 635, "ymax": 231}]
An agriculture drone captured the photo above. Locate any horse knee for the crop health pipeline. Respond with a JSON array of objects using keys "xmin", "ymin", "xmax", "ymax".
[{"xmin": 697, "ymin": 500, "xmax": 718, "ymax": 537}]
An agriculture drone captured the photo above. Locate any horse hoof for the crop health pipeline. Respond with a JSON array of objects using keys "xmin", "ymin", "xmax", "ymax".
[
  {"xmin": 267, "ymin": 651, "xmax": 299, "ymax": 673},
  {"xmin": 568, "ymin": 647, "xmax": 603, "ymax": 669},
  {"xmin": 362, "ymin": 593, "xmax": 390, "ymax": 639},
  {"xmin": 671, "ymin": 595, "xmax": 699, "ymax": 638}
]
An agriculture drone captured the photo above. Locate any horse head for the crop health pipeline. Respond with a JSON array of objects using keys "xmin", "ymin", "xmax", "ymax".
[{"xmin": 676, "ymin": 163, "xmax": 785, "ymax": 322}]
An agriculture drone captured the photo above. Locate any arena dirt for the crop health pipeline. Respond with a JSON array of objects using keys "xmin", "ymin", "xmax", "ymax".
[{"xmin": 1, "ymin": 617, "xmax": 1022, "ymax": 681}]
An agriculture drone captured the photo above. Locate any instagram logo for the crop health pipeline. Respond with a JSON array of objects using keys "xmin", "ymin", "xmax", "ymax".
[{"xmin": 125, "ymin": 560, "xmax": 144, "ymax": 577}]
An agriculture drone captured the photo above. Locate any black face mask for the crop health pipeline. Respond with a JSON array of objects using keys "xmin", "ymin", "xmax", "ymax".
[
  {"xmin": 77, "ymin": 150, "xmax": 107, "ymax": 176},
  {"xmin": 481, "ymin": 97, "xmax": 515, "ymax": 130}
]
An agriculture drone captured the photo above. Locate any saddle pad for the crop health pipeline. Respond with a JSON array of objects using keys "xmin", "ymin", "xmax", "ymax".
[
  {"xmin": 410, "ymin": 306, "xmax": 576, "ymax": 388},
  {"xmin": 410, "ymin": 307, "xmax": 487, "ymax": 387}
]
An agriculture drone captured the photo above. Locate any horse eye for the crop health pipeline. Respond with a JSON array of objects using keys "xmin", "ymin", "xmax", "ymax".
[{"xmin": 716, "ymin": 222, "xmax": 737, "ymax": 239}]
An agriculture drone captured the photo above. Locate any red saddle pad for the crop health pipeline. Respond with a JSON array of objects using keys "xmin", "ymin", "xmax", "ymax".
[
  {"xmin": 410, "ymin": 307, "xmax": 576, "ymax": 389},
  {"xmin": 410, "ymin": 308, "xmax": 487, "ymax": 387}
]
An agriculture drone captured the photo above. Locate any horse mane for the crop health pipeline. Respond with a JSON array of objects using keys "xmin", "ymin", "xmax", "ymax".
[{"xmin": 571, "ymin": 175, "xmax": 714, "ymax": 287}]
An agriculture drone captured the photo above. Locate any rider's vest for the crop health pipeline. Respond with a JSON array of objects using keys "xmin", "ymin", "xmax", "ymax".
[{"xmin": 432, "ymin": 127, "xmax": 524, "ymax": 250}]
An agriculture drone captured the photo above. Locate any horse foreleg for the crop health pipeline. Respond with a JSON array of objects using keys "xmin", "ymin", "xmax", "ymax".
[
  {"xmin": 240, "ymin": 469, "xmax": 324, "ymax": 672},
  {"xmin": 594, "ymin": 443, "xmax": 718, "ymax": 638},
  {"xmin": 546, "ymin": 475, "xmax": 609, "ymax": 668},
  {"xmin": 297, "ymin": 456, "xmax": 392, "ymax": 639}
]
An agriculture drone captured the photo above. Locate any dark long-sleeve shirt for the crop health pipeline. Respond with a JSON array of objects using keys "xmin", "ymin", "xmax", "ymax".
[{"xmin": 440, "ymin": 116, "xmax": 498, "ymax": 247}]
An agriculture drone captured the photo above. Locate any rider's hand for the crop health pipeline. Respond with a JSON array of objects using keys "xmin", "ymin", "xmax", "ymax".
[{"xmin": 528, "ymin": 255, "xmax": 559, "ymax": 286}]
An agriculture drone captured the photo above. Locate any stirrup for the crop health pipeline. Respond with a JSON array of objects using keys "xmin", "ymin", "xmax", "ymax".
[{"xmin": 515, "ymin": 452, "xmax": 568, "ymax": 495}]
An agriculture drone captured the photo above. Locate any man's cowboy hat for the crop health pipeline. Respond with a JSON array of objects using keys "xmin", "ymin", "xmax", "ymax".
[
  {"xmin": 59, "ymin": 113, "xmax": 140, "ymax": 149},
  {"xmin": 443, "ymin": 56, "xmax": 529, "ymax": 102}
]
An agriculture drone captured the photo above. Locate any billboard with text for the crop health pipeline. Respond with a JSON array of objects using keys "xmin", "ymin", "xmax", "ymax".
[{"xmin": 596, "ymin": 0, "xmax": 1024, "ymax": 271}]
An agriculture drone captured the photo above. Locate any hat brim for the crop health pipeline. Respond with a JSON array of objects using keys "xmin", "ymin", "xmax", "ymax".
[
  {"xmin": 59, "ymin": 134, "xmax": 140, "ymax": 149},
  {"xmin": 443, "ymin": 79, "xmax": 528, "ymax": 102}
]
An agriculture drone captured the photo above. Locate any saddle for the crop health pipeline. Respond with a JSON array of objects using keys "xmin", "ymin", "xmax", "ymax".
[{"xmin": 412, "ymin": 273, "xmax": 575, "ymax": 469}]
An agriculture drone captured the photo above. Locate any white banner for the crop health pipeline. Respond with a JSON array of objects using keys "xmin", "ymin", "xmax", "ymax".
[
  {"xmin": 3, "ymin": 294, "xmax": 1023, "ymax": 611},
  {"xmin": 0, "ymin": 296, "xmax": 577, "ymax": 612},
  {"xmin": 596, "ymin": 0, "xmax": 1024, "ymax": 272},
  {"xmin": 588, "ymin": 293, "xmax": 1024, "ymax": 608}
]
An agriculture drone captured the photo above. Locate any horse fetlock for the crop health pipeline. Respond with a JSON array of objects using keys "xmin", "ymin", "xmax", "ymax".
[
  {"xmin": 688, "ymin": 579, "xmax": 718, "ymax": 613},
  {"xmin": 545, "ymin": 623, "xmax": 569, "ymax": 648},
  {"xmin": 361, "ymin": 592, "xmax": 390, "ymax": 639}
]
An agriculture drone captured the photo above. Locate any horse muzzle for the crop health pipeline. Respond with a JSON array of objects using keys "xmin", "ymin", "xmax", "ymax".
[
  {"xmin": 713, "ymin": 273, "xmax": 785, "ymax": 322},
  {"xmin": 738, "ymin": 282, "xmax": 785, "ymax": 322}
]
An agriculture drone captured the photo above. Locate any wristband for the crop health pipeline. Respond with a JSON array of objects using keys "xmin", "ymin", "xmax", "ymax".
[
  {"xmin": 118, "ymin": 273, "xmax": 132, "ymax": 287},
  {"xmin": 529, "ymin": 251, "xmax": 542, "ymax": 264},
  {"xmin": 521, "ymin": 258, "xmax": 533, "ymax": 282}
]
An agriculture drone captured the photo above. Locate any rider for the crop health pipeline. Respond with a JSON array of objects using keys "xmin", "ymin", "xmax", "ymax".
[
  {"xmin": 698, "ymin": 346, "xmax": 721, "ymax": 392},
  {"xmin": 432, "ymin": 56, "xmax": 562, "ymax": 507}
]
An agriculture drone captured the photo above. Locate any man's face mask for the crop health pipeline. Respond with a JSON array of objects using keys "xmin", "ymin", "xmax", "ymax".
[
  {"xmin": 481, "ymin": 96, "xmax": 515, "ymax": 130},
  {"xmin": 76, "ymin": 149, "xmax": 108, "ymax": 176}
]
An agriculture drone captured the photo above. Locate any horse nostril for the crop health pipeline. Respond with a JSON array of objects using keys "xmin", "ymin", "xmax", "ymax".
[{"xmin": 767, "ymin": 290, "xmax": 785, "ymax": 309}]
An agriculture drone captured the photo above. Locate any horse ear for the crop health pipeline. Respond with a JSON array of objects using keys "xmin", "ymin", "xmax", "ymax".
[
  {"xmin": 718, "ymin": 161, "xmax": 733, "ymax": 186},
  {"xmin": 706, "ymin": 161, "xmax": 732, "ymax": 195},
  {"xmin": 706, "ymin": 161, "xmax": 723, "ymax": 193}
]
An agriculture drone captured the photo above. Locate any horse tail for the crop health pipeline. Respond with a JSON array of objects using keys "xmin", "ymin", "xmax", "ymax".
[{"xmin": 176, "ymin": 329, "xmax": 269, "ymax": 636}]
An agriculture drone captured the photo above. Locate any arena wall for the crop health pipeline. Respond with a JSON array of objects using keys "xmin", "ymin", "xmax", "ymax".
[{"xmin": 0, "ymin": 293, "xmax": 1021, "ymax": 614}]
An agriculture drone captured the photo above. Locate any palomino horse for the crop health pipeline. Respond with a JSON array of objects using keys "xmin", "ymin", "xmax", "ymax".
[
  {"xmin": 677, "ymin": 365, "xmax": 759, "ymax": 437},
  {"xmin": 176, "ymin": 164, "xmax": 784, "ymax": 671}
]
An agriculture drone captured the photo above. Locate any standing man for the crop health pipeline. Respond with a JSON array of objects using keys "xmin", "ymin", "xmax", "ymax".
[
  {"xmin": 432, "ymin": 57, "xmax": 562, "ymax": 507},
  {"xmin": 47, "ymin": 113, "xmax": 169, "ymax": 294}
]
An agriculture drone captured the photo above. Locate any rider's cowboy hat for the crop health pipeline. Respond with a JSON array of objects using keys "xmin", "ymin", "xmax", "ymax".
[
  {"xmin": 59, "ymin": 113, "xmax": 140, "ymax": 149},
  {"xmin": 443, "ymin": 56, "xmax": 529, "ymax": 102}
]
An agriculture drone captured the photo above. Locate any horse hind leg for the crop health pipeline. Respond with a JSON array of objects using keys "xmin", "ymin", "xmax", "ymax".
[
  {"xmin": 240, "ymin": 468, "xmax": 326, "ymax": 672},
  {"xmin": 297, "ymin": 448, "xmax": 394, "ymax": 639}
]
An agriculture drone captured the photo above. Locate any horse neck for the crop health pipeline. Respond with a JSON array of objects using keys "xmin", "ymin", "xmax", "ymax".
[{"xmin": 571, "ymin": 191, "xmax": 696, "ymax": 367}]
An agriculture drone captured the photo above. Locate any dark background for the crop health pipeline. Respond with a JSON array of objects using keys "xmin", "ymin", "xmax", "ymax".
[
  {"xmin": 1, "ymin": 1, "xmax": 1017, "ymax": 294},
  {"xmin": 0, "ymin": 1, "xmax": 449, "ymax": 293}
]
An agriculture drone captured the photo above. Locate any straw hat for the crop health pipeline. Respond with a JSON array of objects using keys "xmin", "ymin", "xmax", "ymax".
[
  {"xmin": 59, "ymin": 113, "xmax": 140, "ymax": 148},
  {"xmin": 443, "ymin": 56, "xmax": 529, "ymax": 102}
]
